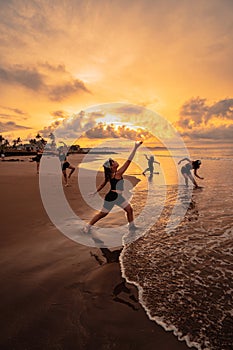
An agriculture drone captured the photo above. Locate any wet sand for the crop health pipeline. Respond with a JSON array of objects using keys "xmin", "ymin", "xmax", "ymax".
[{"xmin": 0, "ymin": 155, "xmax": 194, "ymax": 349}]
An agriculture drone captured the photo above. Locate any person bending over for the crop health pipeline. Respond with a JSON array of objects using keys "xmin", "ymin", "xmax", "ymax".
[{"xmin": 178, "ymin": 158, "xmax": 204, "ymax": 188}]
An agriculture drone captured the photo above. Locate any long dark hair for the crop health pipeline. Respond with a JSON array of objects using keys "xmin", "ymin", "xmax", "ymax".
[
  {"xmin": 103, "ymin": 158, "xmax": 114, "ymax": 181},
  {"xmin": 192, "ymin": 160, "xmax": 201, "ymax": 170}
]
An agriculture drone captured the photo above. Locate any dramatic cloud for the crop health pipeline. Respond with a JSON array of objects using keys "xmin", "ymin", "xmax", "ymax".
[
  {"xmin": 0, "ymin": 66, "xmax": 44, "ymax": 90},
  {"xmin": 178, "ymin": 97, "xmax": 209, "ymax": 128},
  {"xmin": 50, "ymin": 110, "xmax": 97, "ymax": 140},
  {"xmin": 0, "ymin": 105, "xmax": 29, "ymax": 116},
  {"xmin": 208, "ymin": 99, "xmax": 233, "ymax": 119},
  {"xmin": 85, "ymin": 123, "xmax": 152, "ymax": 140},
  {"xmin": 178, "ymin": 97, "xmax": 233, "ymax": 128},
  {"xmin": 39, "ymin": 110, "xmax": 87, "ymax": 139},
  {"xmin": 40, "ymin": 107, "xmax": 156, "ymax": 142},
  {"xmin": 99, "ymin": 104, "xmax": 177, "ymax": 141},
  {"xmin": 39, "ymin": 62, "xmax": 66, "ymax": 73},
  {"xmin": 48, "ymin": 79, "xmax": 90, "ymax": 101},
  {"xmin": 0, "ymin": 63, "xmax": 91, "ymax": 101},
  {"xmin": 0, "ymin": 105, "xmax": 29, "ymax": 121},
  {"xmin": 177, "ymin": 97, "xmax": 233, "ymax": 142},
  {"xmin": 0, "ymin": 121, "xmax": 31, "ymax": 132},
  {"xmin": 39, "ymin": 120, "xmax": 63, "ymax": 138},
  {"xmin": 50, "ymin": 110, "xmax": 69, "ymax": 119},
  {"xmin": 182, "ymin": 124, "xmax": 233, "ymax": 141}
]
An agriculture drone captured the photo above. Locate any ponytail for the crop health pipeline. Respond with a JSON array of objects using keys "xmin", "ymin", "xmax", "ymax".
[
  {"xmin": 103, "ymin": 158, "xmax": 114, "ymax": 181},
  {"xmin": 104, "ymin": 166, "xmax": 111, "ymax": 181}
]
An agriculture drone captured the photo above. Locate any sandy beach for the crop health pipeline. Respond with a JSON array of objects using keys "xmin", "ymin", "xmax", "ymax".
[{"xmin": 0, "ymin": 155, "xmax": 194, "ymax": 350}]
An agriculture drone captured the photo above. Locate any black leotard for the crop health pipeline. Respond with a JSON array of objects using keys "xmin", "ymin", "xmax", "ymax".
[
  {"xmin": 181, "ymin": 163, "xmax": 192, "ymax": 175},
  {"xmin": 110, "ymin": 176, "xmax": 124, "ymax": 191},
  {"xmin": 103, "ymin": 175, "xmax": 126, "ymax": 211}
]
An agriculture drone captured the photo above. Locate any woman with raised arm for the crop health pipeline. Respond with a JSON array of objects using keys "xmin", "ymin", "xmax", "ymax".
[
  {"xmin": 83, "ymin": 141, "xmax": 143, "ymax": 233},
  {"xmin": 58, "ymin": 141, "xmax": 75, "ymax": 186},
  {"xmin": 142, "ymin": 154, "xmax": 160, "ymax": 176},
  {"xmin": 178, "ymin": 158, "xmax": 204, "ymax": 188},
  {"xmin": 30, "ymin": 148, "xmax": 43, "ymax": 174}
]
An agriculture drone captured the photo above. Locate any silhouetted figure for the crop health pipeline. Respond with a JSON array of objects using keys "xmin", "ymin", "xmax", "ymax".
[
  {"xmin": 30, "ymin": 148, "xmax": 43, "ymax": 174},
  {"xmin": 142, "ymin": 155, "xmax": 160, "ymax": 176},
  {"xmin": 58, "ymin": 142, "xmax": 75, "ymax": 186},
  {"xmin": 83, "ymin": 141, "xmax": 143, "ymax": 233},
  {"xmin": 178, "ymin": 158, "xmax": 204, "ymax": 188}
]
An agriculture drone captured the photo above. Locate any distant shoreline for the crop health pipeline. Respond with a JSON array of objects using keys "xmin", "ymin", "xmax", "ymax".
[{"xmin": 1, "ymin": 150, "xmax": 117, "ymax": 157}]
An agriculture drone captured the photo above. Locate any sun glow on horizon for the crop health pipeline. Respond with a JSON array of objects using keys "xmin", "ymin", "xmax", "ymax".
[{"xmin": 96, "ymin": 113, "xmax": 121, "ymax": 124}]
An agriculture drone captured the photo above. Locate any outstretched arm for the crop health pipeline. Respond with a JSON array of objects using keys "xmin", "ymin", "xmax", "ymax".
[
  {"xmin": 178, "ymin": 158, "xmax": 191, "ymax": 165},
  {"xmin": 117, "ymin": 141, "xmax": 143, "ymax": 176},
  {"xmin": 59, "ymin": 141, "xmax": 68, "ymax": 152},
  {"xmin": 153, "ymin": 160, "xmax": 160, "ymax": 165},
  {"xmin": 144, "ymin": 154, "xmax": 149, "ymax": 160},
  {"xmin": 89, "ymin": 178, "xmax": 108, "ymax": 196},
  {"xmin": 194, "ymin": 169, "xmax": 204, "ymax": 180}
]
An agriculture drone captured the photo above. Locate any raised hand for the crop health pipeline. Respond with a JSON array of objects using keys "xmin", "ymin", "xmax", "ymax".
[{"xmin": 135, "ymin": 141, "xmax": 143, "ymax": 148}]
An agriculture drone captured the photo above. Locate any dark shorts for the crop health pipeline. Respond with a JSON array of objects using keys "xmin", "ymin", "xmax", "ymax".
[
  {"xmin": 181, "ymin": 166, "xmax": 191, "ymax": 175},
  {"xmin": 103, "ymin": 191, "xmax": 127, "ymax": 211},
  {"xmin": 32, "ymin": 155, "xmax": 42, "ymax": 163},
  {"xmin": 62, "ymin": 161, "xmax": 70, "ymax": 170}
]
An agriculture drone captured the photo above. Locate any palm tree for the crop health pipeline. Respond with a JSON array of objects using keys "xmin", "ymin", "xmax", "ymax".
[
  {"xmin": 0, "ymin": 135, "xmax": 4, "ymax": 145},
  {"xmin": 16, "ymin": 137, "xmax": 22, "ymax": 145},
  {"xmin": 40, "ymin": 138, "xmax": 47, "ymax": 146},
  {"xmin": 29, "ymin": 138, "xmax": 37, "ymax": 145},
  {"xmin": 4, "ymin": 139, "xmax": 9, "ymax": 147}
]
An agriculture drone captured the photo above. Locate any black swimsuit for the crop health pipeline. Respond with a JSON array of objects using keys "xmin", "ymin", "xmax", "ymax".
[
  {"xmin": 103, "ymin": 175, "xmax": 126, "ymax": 211},
  {"xmin": 32, "ymin": 153, "xmax": 42, "ymax": 163},
  {"xmin": 59, "ymin": 153, "xmax": 70, "ymax": 170},
  {"xmin": 181, "ymin": 163, "xmax": 192, "ymax": 175}
]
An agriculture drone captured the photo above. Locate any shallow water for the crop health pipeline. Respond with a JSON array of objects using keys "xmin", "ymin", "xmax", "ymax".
[
  {"xmin": 79, "ymin": 145, "xmax": 233, "ymax": 349},
  {"xmin": 120, "ymin": 147, "xmax": 233, "ymax": 350}
]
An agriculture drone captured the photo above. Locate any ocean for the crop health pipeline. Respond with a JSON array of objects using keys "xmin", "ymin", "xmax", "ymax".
[{"xmin": 80, "ymin": 144, "xmax": 233, "ymax": 350}]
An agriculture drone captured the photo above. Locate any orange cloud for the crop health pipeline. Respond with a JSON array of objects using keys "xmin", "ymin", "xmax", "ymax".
[
  {"xmin": 0, "ymin": 63, "xmax": 91, "ymax": 101},
  {"xmin": 176, "ymin": 97, "xmax": 233, "ymax": 142}
]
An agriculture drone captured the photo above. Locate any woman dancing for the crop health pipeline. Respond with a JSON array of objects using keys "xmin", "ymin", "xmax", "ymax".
[
  {"xmin": 83, "ymin": 141, "xmax": 143, "ymax": 233},
  {"xmin": 30, "ymin": 148, "xmax": 43, "ymax": 174},
  {"xmin": 142, "ymin": 154, "xmax": 160, "ymax": 176},
  {"xmin": 178, "ymin": 158, "xmax": 204, "ymax": 188},
  {"xmin": 58, "ymin": 141, "xmax": 75, "ymax": 186}
]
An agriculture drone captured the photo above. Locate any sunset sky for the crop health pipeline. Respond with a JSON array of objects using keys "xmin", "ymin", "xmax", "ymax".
[{"xmin": 0, "ymin": 0, "xmax": 233, "ymax": 146}]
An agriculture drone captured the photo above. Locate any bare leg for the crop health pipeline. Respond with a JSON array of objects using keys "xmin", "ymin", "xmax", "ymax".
[
  {"xmin": 68, "ymin": 165, "xmax": 75, "ymax": 178},
  {"xmin": 182, "ymin": 173, "xmax": 189, "ymax": 186},
  {"xmin": 188, "ymin": 174, "xmax": 198, "ymax": 188},
  {"xmin": 142, "ymin": 167, "xmax": 149, "ymax": 175},
  {"xmin": 121, "ymin": 203, "xmax": 138, "ymax": 230},
  {"xmin": 83, "ymin": 210, "xmax": 109, "ymax": 233},
  {"xmin": 36, "ymin": 162, "xmax": 40, "ymax": 174},
  {"xmin": 62, "ymin": 170, "xmax": 68, "ymax": 185},
  {"xmin": 89, "ymin": 210, "xmax": 109, "ymax": 226},
  {"xmin": 122, "ymin": 203, "xmax": 134, "ymax": 224}
]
